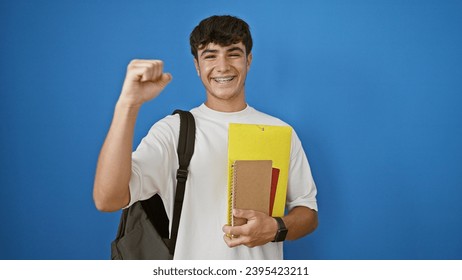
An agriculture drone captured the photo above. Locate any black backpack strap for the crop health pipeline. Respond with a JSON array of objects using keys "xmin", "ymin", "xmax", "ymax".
[{"xmin": 168, "ymin": 109, "xmax": 196, "ymax": 255}]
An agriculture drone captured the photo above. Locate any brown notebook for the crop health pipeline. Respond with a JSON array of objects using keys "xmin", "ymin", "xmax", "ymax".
[{"xmin": 231, "ymin": 160, "xmax": 273, "ymax": 226}]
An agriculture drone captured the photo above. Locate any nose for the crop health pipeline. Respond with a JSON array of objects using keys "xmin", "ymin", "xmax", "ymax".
[{"xmin": 216, "ymin": 56, "xmax": 230, "ymax": 72}]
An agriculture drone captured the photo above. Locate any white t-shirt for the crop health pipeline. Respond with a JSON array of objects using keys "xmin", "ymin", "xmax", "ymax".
[{"xmin": 128, "ymin": 104, "xmax": 318, "ymax": 259}]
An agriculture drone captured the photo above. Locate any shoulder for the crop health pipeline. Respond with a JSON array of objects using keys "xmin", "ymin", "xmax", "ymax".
[
  {"xmin": 144, "ymin": 113, "xmax": 181, "ymax": 143},
  {"xmin": 152, "ymin": 113, "xmax": 180, "ymax": 129}
]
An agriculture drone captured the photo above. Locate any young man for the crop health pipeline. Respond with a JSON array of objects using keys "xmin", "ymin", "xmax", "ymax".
[{"xmin": 94, "ymin": 15, "xmax": 318, "ymax": 259}]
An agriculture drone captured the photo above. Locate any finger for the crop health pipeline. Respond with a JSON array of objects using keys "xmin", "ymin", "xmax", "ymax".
[
  {"xmin": 222, "ymin": 224, "xmax": 236, "ymax": 238},
  {"xmin": 223, "ymin": 234, "xmax": 234, "ymax": 247},
  {"xmin": 223, "ymin": 233, "xmax": 246, "ymax": 248},
  {"xmin": 128, "ymin": 59, "xmax": 164, "ymax": 70},
  {"xmin": 222, "ymin": 224, "xmax": 248, "ymax": 238},
  {"xmin": 146, "ymin": 61, "xmax": 164, "ymax": 82},
  {"xmin": 157, "ymin": 72, "xmax": 173, "ymax": 86},
  {"xmin": 222, "ymin": 224, "xmax": 231, "ymax": 234},
  {"xmin": 127, "ymin": 60, "xmax": 164, "ymax": 82},
  {"xmin": 140, "ymin": 67, "xmax": 154, "ymax": 82},
  {"xmin": 233, "ymin": 208, "xmax": 257, "ymax": 220},
  {"xmin": 139, "ymin": 63, "xmax": 162, "ymax": 82},
  {"xmin": 131, "ymin": 66, "xmax": 169, "ymax": 84},
  {"xmin": 125, "ymin": 66, "xmax": 152, "ymax": 82}
]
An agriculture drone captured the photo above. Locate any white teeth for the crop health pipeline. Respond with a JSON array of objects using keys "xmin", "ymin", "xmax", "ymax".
[{"xmin": 213, "ymin": 77, "xmax": 234, "ymax": 83}]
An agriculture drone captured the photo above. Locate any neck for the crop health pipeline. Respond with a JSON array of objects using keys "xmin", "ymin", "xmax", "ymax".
[
  {"xmin": 204, "ymin": 99, "xmax": 247, "ymax": 112},
  {"xmin": 204, "ymin": 94, "xmax": 247, "ymax": 112}
]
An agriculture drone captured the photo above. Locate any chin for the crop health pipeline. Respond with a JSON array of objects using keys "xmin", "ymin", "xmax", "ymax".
[{"xmin": 212, "ymin": 91, "xmax": 242, "ymax": 100}]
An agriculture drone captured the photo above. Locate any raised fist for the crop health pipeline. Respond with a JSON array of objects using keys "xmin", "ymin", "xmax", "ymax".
[{"xmin": 118, "ymin": 59, "xmax": 172, "ymax": 107}]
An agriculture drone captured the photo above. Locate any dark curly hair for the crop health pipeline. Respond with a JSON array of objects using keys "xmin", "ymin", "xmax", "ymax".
[{"xmin": 189, "ymin": 15, "xmax": 253, "ymax": 59}]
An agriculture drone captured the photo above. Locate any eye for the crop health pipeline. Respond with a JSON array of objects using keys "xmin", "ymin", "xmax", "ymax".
[
  {"xmin": 229, "ymin": 53, "xmax": 241, "ymax": 58},
  {"xmin": 204, "ymin": 55, "xmax": 216, "ymax": 60}
]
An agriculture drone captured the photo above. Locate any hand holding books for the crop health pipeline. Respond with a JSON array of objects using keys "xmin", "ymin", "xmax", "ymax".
[{"xmin": 222, "ymin": 208, "xmax": 279, "ymax": 248}]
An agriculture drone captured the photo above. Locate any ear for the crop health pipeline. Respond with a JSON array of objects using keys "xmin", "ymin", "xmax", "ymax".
[
  {"xmin": 193, "ymin": 58, "xmax": 200, "ymax": 76},
  {"xmin": 246, "ymin": 52, "xmax": 253, "ymax": 71}
]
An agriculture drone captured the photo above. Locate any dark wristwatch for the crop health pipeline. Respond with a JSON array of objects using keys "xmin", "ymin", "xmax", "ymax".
[{"xmin": 272, "ymin": 217, "xmax": 288, "ymax": 242}]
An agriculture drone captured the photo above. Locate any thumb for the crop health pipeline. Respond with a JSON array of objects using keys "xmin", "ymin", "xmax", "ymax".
[{"xmin": 158, "ymin": 72, "xmax": 172, "ymax": 87}]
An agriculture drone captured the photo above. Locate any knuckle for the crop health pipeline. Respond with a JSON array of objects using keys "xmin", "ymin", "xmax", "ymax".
[
  {"xmin": 151, "ymin": 60, "xmax": 162, "ymax": 68},
  {"xmin": 146, "ymin": 63, "xmax": 155, "ymax": 72},
  {"xmin": 127, "ymin": 60, "xmax": 139, "ymax": 70},
  {"xmin": 242, "ymin": 229, "xmax": 251, "ymax": 236},
  {"xmin": 128, "ymin": 59, "xmax": 140, "ymax": 66}
]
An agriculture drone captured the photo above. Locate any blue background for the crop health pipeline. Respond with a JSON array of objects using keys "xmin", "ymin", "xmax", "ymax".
[{"xmin": 1, "ymin": 0, "xmax": 461, "ymax": 260}]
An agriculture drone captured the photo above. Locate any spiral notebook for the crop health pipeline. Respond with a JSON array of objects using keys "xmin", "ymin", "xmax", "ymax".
[{"xmin": 230, "ymin": 160, "xmax": 273, "ymax": 226}]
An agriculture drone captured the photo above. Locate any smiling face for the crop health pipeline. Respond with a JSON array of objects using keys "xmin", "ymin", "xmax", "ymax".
[{"xmin": 194, "ymin": 42, "xmax": 252, "ymax": 112}]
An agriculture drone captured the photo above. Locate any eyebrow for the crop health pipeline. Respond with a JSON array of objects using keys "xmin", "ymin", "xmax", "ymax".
[
  {"xmin": 199, "ymin": 46, "xmax": 245, "ymax": 57},
  {"xmin": 200, "ymin": 49, "xmax": 218, "ymax": 57},
  {"xmin": 227, "ymin": 47, "xmax": 245, "ymax": 53}
]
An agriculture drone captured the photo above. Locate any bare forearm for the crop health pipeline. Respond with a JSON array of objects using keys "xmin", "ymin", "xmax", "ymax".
[
  {"xmin": 94, "ymin": 59, "xmax": 172, "ymax": 212},
  {"xmin": 93, "ymin": 103, "xmax": 140, "ymax": 212},
  {"xmin": 283, "ymin": 206, "xmax": 318, "ymax": 241}
]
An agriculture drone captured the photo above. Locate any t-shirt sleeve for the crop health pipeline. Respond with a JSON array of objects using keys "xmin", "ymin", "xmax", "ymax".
[
  {"xmin": 286, "ymin": 130, "xmax": 318, "ymax": 212},
  {"xmin": 126, "ymin": 117, "xmax": 179, "ymax": 208}
]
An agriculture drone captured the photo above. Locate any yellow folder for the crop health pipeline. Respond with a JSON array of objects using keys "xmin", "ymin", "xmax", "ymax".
[{"xmin": 227, "ymin": 123, "xmax": 292, "ymax": 225}]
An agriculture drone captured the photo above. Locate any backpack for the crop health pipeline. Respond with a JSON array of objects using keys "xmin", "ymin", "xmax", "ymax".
[{"xmin": 110, "ymin": 109, "xmax": 195, "ymax": 259}]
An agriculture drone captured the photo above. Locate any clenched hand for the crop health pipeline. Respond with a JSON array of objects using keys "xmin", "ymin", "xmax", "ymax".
[{"xmin": 118, "ymin": 59, "xmax": 172, "ymax": 108}]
